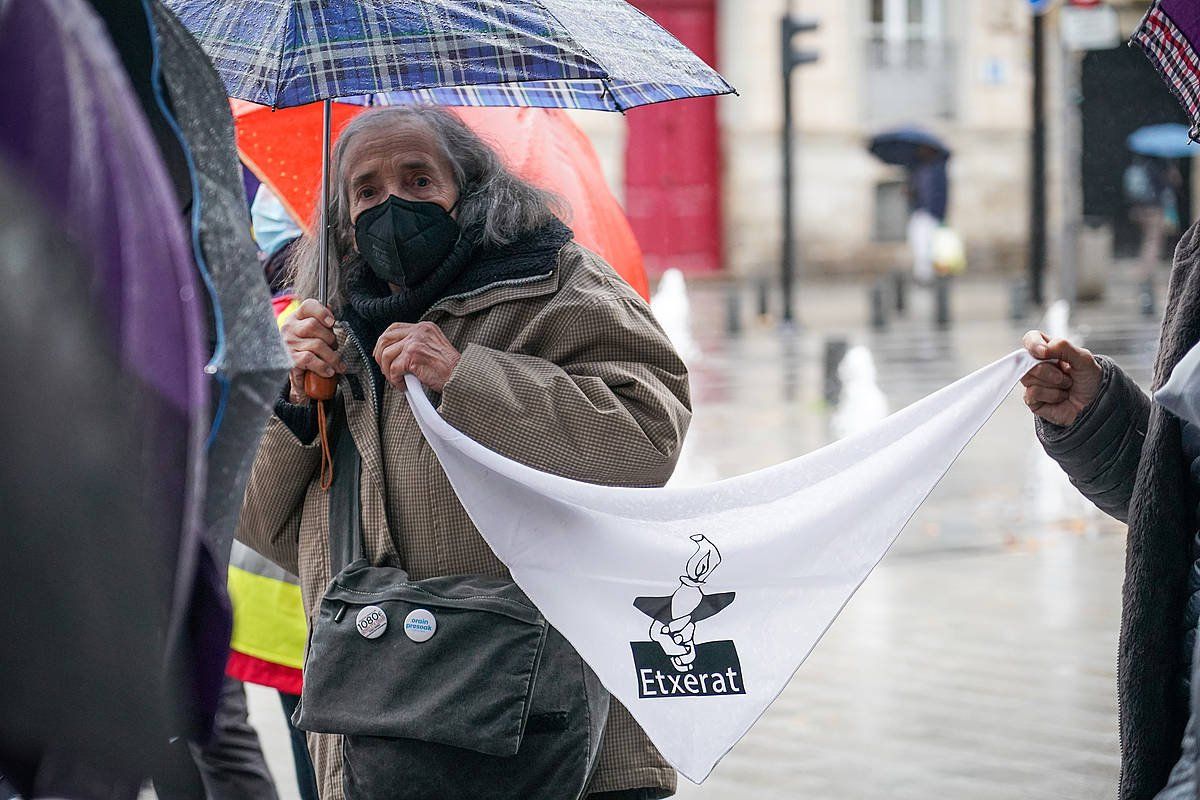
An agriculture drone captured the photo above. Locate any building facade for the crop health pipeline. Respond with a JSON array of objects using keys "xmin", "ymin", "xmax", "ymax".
[{"xmin": 573, "ymin": 0, "xmax": 1037, "ymax": 279}]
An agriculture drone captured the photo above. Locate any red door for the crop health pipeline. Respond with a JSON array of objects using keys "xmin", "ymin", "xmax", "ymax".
[{"xmin": 625, "ymin": 0, "xmax": 722, "ymax": 275}]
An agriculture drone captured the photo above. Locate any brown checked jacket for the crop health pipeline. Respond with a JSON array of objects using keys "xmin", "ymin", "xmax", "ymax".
[{"xmin": 236, "ymin": 242, "xmax": 691, "ymax": 799}]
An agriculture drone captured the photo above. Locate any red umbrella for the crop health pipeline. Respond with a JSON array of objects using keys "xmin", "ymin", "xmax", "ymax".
[{"xmin": 233, "ymin": 101, "xmax": 650, "ymax": 300}]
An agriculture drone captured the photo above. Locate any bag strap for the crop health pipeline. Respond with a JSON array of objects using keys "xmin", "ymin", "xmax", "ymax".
[{"xmin": 327, "ymin": 396, "xmax": 364, "ymax": 575}]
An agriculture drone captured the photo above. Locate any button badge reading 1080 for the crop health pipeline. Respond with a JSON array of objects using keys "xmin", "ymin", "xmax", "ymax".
[
  {"xmin": 404, "ymin": 609, "xmax": 437, "ymax": 642},
  {"xmin": 355, "ymin": 605, "xmax": 387, "ymax": 639}
]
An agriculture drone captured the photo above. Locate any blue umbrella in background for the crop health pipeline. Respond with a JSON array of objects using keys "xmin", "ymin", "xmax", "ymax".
[
  {"xmin": 868, "ymin": 126, "xmax": 951, "ymax": 167},
  {"xmin": 1127, "ymin": 123, "xmax": 1197, "ymax": 158}
]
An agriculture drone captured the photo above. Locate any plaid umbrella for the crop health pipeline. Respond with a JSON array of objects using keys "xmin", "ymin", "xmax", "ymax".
[
  {"xmin": 1132, "ymin": 0, "xmax": 1200, "ymax": 139},
  {"xmin": 168, "ymin": 0, "xmax": 733, "ymax": 482},
  {"xmin": 167, "ymin": 0, "xmax": 733, "ymax": 307},
  {"xmin": 163, "ymin": 0, "xmax": 734, "ymax": 111}
]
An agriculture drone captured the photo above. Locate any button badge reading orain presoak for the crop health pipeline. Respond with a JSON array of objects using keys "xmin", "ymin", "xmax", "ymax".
[
  {"xmin": 355, "ymin": 605, "xmax": 387, "ymax": 639},
  {"xmin": 404, "ymin": 609, "xmax": 436, "ymax": 642}
]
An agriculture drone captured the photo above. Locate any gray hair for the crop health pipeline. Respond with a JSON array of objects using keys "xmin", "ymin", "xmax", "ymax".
[{"xmin": 289, "ymin": 105, "xmax": 563, "ymax": 307}]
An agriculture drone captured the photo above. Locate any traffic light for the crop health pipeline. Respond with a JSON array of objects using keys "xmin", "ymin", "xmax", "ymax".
[
  {"xmin": 779, "ymin": 16, "xmax": 819, "ymax": 325},
  {"xmin": 781, "ymin": 16, "xmax": 819, "ymax": 76}
]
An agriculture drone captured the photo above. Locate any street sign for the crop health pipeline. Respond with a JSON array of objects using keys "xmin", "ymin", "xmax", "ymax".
[
  {"xmin": 1061, "ymin": 4, "xmax": 1121, "ymax": 50},
  {"xmin": 1028, "ymin": 0, "xmax": 1054, "ymax": 15}
]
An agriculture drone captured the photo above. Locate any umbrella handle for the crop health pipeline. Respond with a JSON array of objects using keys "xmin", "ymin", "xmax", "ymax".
[
  {"xmin": 304, "ymin": 371, "xmax": 337, "ymax": 401},
  {"xmin": 305, "ymin": 372, "xmax": 337, "ymax": 490}
]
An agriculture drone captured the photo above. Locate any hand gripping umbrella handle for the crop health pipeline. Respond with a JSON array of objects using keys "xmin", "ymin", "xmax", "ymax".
[{"xmin": 305, "ymin": 372, "xmax": 337, "ymax": 490}]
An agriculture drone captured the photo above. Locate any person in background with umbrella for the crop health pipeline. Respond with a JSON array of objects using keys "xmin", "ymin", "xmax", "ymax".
[
  {"xmin": 907, "ymin": 144, "xmax": 949, "ymax": 286},
  {"xmin": 237, "ymin": 105, "xmax": 691, "ymax": 799},
  {"xmin": 1125, "ymin": 123, "xmax": 1189, "ymax": 316},
  {"xmin": 1125, "ymin": 155, "xmax": 1181, "ymax": 315},
  {"xmin": 869, "ymin": 127, "xmax": 950, "ymax": 286}
]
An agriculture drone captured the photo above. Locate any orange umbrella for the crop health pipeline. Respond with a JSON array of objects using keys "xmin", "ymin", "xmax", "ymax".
[{"xmin": 232, "ymin": 101, "xmax": 649, "ymax": 300}]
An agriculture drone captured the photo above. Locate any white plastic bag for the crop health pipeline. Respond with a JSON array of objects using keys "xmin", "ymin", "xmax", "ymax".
[{"xmin": 933, "ymin": 225, "xmax": 966, "ymax": 275}]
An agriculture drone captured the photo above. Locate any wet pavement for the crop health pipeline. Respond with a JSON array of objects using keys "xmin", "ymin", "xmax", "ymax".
[{"xmin": 242, "ymin": 270, "xmax": 1161, "ymax": 800}]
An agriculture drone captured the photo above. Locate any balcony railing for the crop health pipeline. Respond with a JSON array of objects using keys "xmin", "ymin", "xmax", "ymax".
[{"xmin": 863, "ymin": 38, "xmax": 957, "ymax": 125}]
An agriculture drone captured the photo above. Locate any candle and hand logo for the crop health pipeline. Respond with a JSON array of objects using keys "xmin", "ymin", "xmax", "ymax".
[{"xmin": 631, "ymin": 535, "xmax": 746, "ymax": 698}]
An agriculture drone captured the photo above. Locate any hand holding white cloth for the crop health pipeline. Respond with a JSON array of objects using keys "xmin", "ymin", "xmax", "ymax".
[{"xmin": 404, "ymin": 349, "xmax": 1038, "ymax": 783}]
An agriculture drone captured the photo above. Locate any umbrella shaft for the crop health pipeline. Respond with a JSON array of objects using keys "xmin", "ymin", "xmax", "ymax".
[{"xmin": 318, "ymin": 99, "xmax": 332, "ymax": 305}]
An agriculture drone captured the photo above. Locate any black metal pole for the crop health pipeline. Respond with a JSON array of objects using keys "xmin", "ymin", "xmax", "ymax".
[
  {"xmin": 319, "ymin": 98, "xmax": 332, "ymax": 306},
  {"xmin": 781, "ymin": 18, "xmax": 796, "ymax": 325},
  {"xmin": 1030, "ymin": 11, "xmax": 1047, "ymax": 307}
]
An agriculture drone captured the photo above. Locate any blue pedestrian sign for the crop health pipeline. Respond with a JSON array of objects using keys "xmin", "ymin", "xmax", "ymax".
[{"xmin": 1029, "ymin": 0, "xmax": 1054, "ymax": 13}]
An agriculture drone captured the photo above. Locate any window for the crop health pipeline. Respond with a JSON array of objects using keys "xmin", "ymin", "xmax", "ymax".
[
  {"xmin": 864, "ymin": 0, "xmax": 955, "ymax": 123},
  {"xmin": 907, "ymin": 0, "xmax": 924, "ymax": 28},
  {"xmin": 868, "ymin": 0, "xmax": 943, "ymax": 47},
  {"xmin": 874, "ymin": 180, "xmax": 909, "ymax": 243}
]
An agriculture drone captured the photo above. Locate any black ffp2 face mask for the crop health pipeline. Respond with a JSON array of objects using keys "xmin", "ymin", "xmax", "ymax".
[{"xmin": 353, "ymin": 195, "xmax": 461, "ymax": 288}]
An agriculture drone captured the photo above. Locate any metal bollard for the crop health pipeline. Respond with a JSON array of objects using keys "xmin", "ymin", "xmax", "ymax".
[
  {"xmin": 934, "ymin": 274, "xmax": 952, "ymax": 329},
  {"xmin": 823, "ymin": 337, "xmax": 849, "ymax": 405},
  {"xmin": 892, "ymin": 270, "xmax": 908, "ymax": 315},
  {"xmin": 725, "ymin": 282, "xmax": 742, "ymax": 336},
  {"xmin": 870, "ymin": 280, "xmax": 888, "ymax": 330},
  {"xmin": 1009, "ymin": 279, "xmax": 1028, "ymax": 322},
  {"xmin": 756, "ymin": 276, "xmax": 771, "ymax": 319},
  {"xmin": 1139, "ymin": 277, "xmax": 1156, "ymax": 318}
]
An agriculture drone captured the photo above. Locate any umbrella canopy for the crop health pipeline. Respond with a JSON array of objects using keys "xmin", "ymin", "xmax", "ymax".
[
  {"xmin": 171, "ymin": 0, "xmax": 732, "ymax": 309},
  {"xmin": 868, "ymin": 126, "xmax": 951, "ymax": 168},
  {"xmin": 1128, "ymin": 123, "xmax": 1197, "ymax": 158},
  {"xmin": 151, "ymin": 3, "xmax": 292, "ymax": 575},
  {"xmin": 1133, "ymin": 0, "xmax": 1200, "ymax": 139},
  {"xmin": 233, "ymin": 100, "xmax": 651, "ymax": 299},
  {"xmin": 162, "ymin": 0, "xmax": 734, "ymax": 110}
]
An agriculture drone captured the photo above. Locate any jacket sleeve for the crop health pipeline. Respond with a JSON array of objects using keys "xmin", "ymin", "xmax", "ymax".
[
  {"xmin": 437, "ymin": 294, "xmax": 691, "ymax": 488},
  {"xmin": 1035, "ymin": 356, "xmax": 1151, "ymax": 522},
  {"xmin": 234, "ymin": 415, "xmax": 322, "ymax": 575}
]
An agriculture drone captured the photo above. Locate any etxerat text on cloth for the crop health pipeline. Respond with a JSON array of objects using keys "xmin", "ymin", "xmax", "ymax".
[{"xmin": 403, "ymin": 349, "xmax": 1040, "ymax": 783}]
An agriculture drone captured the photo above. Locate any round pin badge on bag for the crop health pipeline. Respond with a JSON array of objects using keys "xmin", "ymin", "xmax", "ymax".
[
  {"xmin": 356, "ymin": 605, "xmax": 388, "ymax": 639},
  {"xmin": 403, "ymin": 609, "xmax": 436, "ymax": 642}
]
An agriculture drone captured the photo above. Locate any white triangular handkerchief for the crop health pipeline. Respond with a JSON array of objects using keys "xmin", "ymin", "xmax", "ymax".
[{"xmin": 404, "ymin": 349, "xmax": 1037, "ymax": 783}]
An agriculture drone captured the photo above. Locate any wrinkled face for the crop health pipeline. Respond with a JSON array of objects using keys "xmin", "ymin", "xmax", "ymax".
[{"xmin": 343, "ymin": 120, "xmax": 460, "ymax": 226}]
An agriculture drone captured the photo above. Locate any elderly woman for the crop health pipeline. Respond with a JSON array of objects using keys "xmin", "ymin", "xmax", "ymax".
[{"xmin": 236, "ymin": 106, "xmax": 689, "ymax": 799}]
